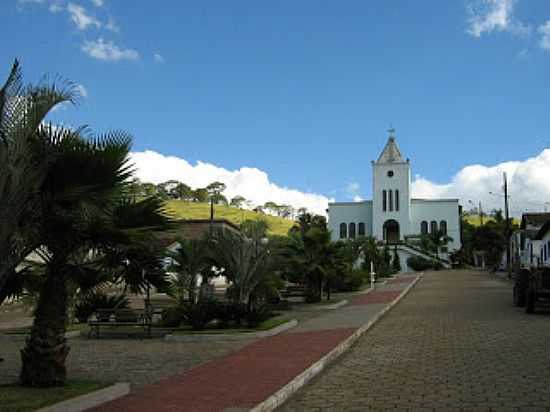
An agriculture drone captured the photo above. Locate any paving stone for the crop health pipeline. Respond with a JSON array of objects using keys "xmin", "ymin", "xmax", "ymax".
[{"xmin": 280, "ymin": 270, "xmax": 550, "ymax": 411}]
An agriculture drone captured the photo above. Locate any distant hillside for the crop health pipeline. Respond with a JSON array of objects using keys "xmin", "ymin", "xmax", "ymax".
[
  {"xmin": 164, "ymin": 200, "xmax": 295, "ymax": 236},
  {"xmin": 464, "ymin": 214, "xmax": 520, "ymax": 227}
]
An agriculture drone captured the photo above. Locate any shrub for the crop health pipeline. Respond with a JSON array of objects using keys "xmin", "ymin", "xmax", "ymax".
[
  {"xmin": 74, "ymin": 292, "xmax": 129, "ymax": 323},
  {"xmin": 244, "ymin": 304, "xmax": 272, "ymax": 327},
  {"xmin": 334, "ymin": 269, "xmax": 367, "ymax": 292},
  {"xmin": 181, "ymin": 300, "xmax": 218, "ymax": 330},
  {"xmin": 407, "ymin": 256, "xmax": 434, "ymax": 272},
  {"xmin": 160, "ymin": 306, "xmax": 184, "ymax": 327},
  {"xmin": 215, "ymin": 302, "xmax": 247, "ymax": 328}
]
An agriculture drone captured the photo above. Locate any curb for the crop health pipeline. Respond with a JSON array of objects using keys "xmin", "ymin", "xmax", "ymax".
[
  {"xmin": 250, "ymin": 274, "xmax": 423, "ymax": 412},
  {"xmin": 35, "ymin": 382, "xmax": 130, "ymax": 412},
  {"xmin": 164, "ymin": 319, "xmax": 298, "ymax": 342}
]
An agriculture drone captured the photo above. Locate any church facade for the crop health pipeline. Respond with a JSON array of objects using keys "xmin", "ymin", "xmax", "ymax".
[{"xmin": 327, "ymin": 132, "xmax": 461, "ymax": 270}]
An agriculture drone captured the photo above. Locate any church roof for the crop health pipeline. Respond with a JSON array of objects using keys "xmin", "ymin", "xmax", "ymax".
[{"xmin": 377, "ymin": 137, "xmax": 405, "ymax": 164}]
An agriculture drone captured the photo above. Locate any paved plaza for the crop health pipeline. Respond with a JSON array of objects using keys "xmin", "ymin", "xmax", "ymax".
[{"xmin": 281, "ymin": 270, "xmax": 550, "ymax": 411}]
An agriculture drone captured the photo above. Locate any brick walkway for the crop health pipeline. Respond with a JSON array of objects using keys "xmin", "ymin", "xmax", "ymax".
[
  {"xmin": 91, "ymin": 275, "xmax": 419, "ymax": 412},
  {"xmin": 281, "ymin": 270, "xmax": 550, "ymax": 411}
]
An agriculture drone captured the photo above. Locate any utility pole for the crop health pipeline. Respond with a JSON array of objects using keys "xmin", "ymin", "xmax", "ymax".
[{"xmin": 504, "ymin": 172, "xmax": 511, "ymax": 279}]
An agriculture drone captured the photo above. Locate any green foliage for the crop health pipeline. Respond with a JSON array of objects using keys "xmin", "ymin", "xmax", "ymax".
[
  {"xmin": 166, "ymin": 237, "xmax": 211, "ymax": 304},
  {"xmin": 244, "ymin": 303, "xmax": 272, "ymax": 327},
  {"xmin": 333, "ymin": 269, "xmax": 368, "ymax": 292},
  {"xmin": 180, "ymin": 300, "xmax": 218, "ymax": 330},
  {"xmin": 74, "ymin": 293, "xmax": 129, "ymax": 323},
  {"xmin": 407, "ymin": 256, "xmax": 435, "ymax": 271}
]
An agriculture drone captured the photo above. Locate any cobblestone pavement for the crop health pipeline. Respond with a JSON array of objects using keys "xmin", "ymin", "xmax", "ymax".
[
  {"xmin": 0, "ymin": 334, "xmax": 254, "ymax": 387},
  {"xmin": 280, "ymin": 270, "xmax": 550, "ymax": 411}
]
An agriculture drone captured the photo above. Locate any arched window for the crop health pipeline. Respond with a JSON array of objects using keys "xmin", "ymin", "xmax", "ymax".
[
  {"xmin": 440, "ymin": 220, "xmax": 447, "ymax": 236},
  {"xmin": 421, "ymin": 221, "xmax": 428, "ymax": 235},
  {"xmin": 389, "ymin": 190, "xmax": 393, "ymax": 211},
  {"xmin": 349, "ymin": 222, "xmax": 356, "ymax": 239},
  {"xmin": 395, "ymin": 190, "xmax": 399, "ymax": 211},
  {"xmin": 358, "ymin": 222, "xmax": 365, "ymax": 236},
  {"xmin": 339, "ymin": 223, "xmax": 347, "ymax": 239},
  {"xmin": 382, "ymin": 190, "xmax": 387, "ymax": 212},
  {"xmin": 430, "ymin": 221, "xmax": 438, "ymax": 234}
]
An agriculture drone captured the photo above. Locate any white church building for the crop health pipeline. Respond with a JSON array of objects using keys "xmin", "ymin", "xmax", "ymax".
[{"xmin": 327, "ymin": 131, "xmax": 462, "ymax": 271}]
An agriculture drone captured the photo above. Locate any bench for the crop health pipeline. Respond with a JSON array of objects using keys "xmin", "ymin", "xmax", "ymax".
[
  {"xmin": 88, "ymin": 308, "xmax": 152, "ymax": 338},
  {"xmin": 280, "ymin": 284, "xmax": 306, "ymax": 298}
]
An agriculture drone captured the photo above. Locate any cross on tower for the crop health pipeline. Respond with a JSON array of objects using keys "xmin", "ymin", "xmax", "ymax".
[{"xmin": 387, "ymin": 125, "xmax": 396, "ymax": 138}]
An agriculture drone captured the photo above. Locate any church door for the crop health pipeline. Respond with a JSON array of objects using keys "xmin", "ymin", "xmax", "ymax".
[{"xmin": 383, "ymin": 219, "xmax": 400, "ymax": 244}]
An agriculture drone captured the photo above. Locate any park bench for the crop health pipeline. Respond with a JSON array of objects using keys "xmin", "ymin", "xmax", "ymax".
[
  {"xmin": 280, "ymin": 284, "xmax": 306, "ymax": 299},
  {"xmin": 88, "ymin": 308, "xmax": 152, "ymax": 338}
]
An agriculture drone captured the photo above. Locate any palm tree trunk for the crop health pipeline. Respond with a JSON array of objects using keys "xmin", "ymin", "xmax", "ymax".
[{"xmin": 20, "ymin": 267, "xmax": 70, "ymax": 387}]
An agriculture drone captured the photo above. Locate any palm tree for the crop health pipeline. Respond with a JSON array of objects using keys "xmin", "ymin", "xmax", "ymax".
[
  {"xmin": 19, "ymin": 128, "xmax": 171, "ymax": 387},
  {"xmin": 210, "ymin": 230, "xmax": 272, "ymax": 308},
  {"xmin": 0, "ymin": 60, "xmax": 76, "ymax": 302},
  {"xmin": 166, "ymin": 238, "xmax": 211, "ymax": 304}
]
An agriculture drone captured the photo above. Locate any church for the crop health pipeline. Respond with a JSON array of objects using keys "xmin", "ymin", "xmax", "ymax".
[{"xmin": 327, "ymin": 130, "xmax": 462, "ymax": 271}]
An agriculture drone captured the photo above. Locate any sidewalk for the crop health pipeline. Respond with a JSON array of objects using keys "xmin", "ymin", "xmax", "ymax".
[{"xmin": 92, "ymin": 274, "xmax": 421, "ymax": 412}]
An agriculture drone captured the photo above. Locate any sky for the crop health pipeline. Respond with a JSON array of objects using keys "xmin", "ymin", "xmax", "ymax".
[{"xmin": 3, "ymin": 0, "xmax": 550, "ymax": 216}]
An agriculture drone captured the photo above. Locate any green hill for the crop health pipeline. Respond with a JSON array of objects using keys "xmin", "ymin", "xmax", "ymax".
[
  {"xmin": 464, "ymin": 214, "xmax": 520, "ymax": 227},
  {"xmin": 164, "ymin": 200, "xmax": 295, "ymax": 236}
]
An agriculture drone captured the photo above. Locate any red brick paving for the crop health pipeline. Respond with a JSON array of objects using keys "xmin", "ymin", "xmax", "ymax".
[
  {"xmin": 351, "ymin": 290, "xmax": 402, "ymax": 305},
  {"xmin": 92, "ymin": 328, "xmax": 355, "ymax": 412}
]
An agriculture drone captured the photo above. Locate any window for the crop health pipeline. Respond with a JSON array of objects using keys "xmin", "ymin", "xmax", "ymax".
[
  {"xmin": 382, "ymin": 190, "xmax": 387, "ymax": 211},
  {"xmin": 395, "ymin": 190, "xmax": 399, "ymax": 211},
  {"xmin": 349, "ymin": 223, "xmax": 356, "ymax": 239},
  {"xmin": 440, "ymin": 220, "xmax": 447, "ymax": 236},
  {"xmin": 358, "ymin": 222, "xmax": 365, "ymax": 236},
  {"xmin": 389, "ymin": 190, "xmax": 393, "ymax": 211},
  {"xmin": 430, "ymin": 221, "xmax": 437, "ymax": 234},
  {"xmin": 387, "ymin": 170, "xmax": 394, "ymax": 177},
  {"xmin": 421, "ymin": 221, "xmax": 428, "ymax": 235},
  {"xmin": 339, "ymin": 223, "xmax": 347, "ymax": 239}
]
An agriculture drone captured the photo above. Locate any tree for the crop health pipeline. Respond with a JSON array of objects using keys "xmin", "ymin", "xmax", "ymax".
[
  {"xmin": 192, "ymin": 188, "xmax": 209, "ymax": 203},
  {"xmin": 170, "ymin": 182, "xmax": 193, "ymax": 200},
  {"xmin": 166, "ymin": 238, "xmax": 211, "ymax": 304},
  {"xmin": 240, "ymin": 219, "xmax": 269, "ymax": 241},
  {"xmin": 263, "ymin": 201, "xmax": 279, "ymax": 215},
  {"xmin": 230, "ymin": 195, "xmax": 246, "ymax": 209},
  {"xmin": 18, "ymin": 128, "xmax": 171, "ymax": 387},
  {"xmin": 285, "ymin": 227, "xmax": 336, "ymax": 303},
  {"xmin": 206, "ymin": 181, "xmax": 226, "ymax": 195},
  {"xmin": 210, "ymin": 230, "xmax": 272, "ymax": 308},
  {"xmin": 0, "ymin": 60, "xmax": 76, "ymax": 302}
]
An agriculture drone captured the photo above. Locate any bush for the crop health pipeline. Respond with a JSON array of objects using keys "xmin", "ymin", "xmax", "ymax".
[
  {"xmin": 160, "ymin": 306, "xmax": 184, "ymax": 327},
  {"xmin": 181, "ymin": 300, "xmax": 218, "ymax": 330},
  {"xmin": 215, "ymin": 302, "xmax": 247, "ymax": 328},
  {"xmin": 334, "ymin": 270, "xmax": 367, "ymax": 292},
  {"xmin": 407, "ymin": 256, "xmax": 435, "ymax": 272},
  {"xmin": 74, "ymin": 292, "xmax": 129, "ymax": 323},
  {"xmin": 244, "ymin": 304, "xmax": 272, "ymax": 327}
]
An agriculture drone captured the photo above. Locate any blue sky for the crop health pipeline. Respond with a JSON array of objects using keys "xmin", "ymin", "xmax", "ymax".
[{"xmin": 3, "ymin": 0, "xmax": 550, "ymax": 214}]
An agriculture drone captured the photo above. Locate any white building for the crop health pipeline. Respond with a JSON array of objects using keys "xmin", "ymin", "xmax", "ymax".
[{"xmin": 327, "ymin": 131, "xmax": 462, "ymax": 271}]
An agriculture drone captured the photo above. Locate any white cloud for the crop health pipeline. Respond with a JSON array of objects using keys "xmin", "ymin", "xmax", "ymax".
[
  {"xmin": 105, "ymin": 16, "xmax": 120, "ymax": 33},
  {"xmin": 129, "ymin": 150, "xmax": 332, "ymax": 215},
  {"xmin": 466, "ymin": 0, "xmax": 530, "ymax": 38},
  {"xmin": 82, "ymin": 38, "xmax": 139, "ymax": 61},
  {"xmin": 17, "ymin": 0, "xmax": 45, "ymax": 5},
  {"xmin": 345, "ymin": 182, "xmax": 362, "ymax": 202},
  {"xmin": 411, "ymin": 149, "xmax": 550, "ymax": 216},
  {"xmin": 538, "ymin": 21, "xmax": 550, "ymax": 51},
  {"xmin": 153, "ymin": 52, "xmax": 164, "ymax": 63},
  {"xmin": 67, "ymin": 2, "xmax": 101, "ymax": 30},
  {"xmin": 91, "ymin": 0, "xmax": 104, "ymax": 6},
  {"xmin": 48, "ymin": 2, "xmax": 63, "ymax": 13}
]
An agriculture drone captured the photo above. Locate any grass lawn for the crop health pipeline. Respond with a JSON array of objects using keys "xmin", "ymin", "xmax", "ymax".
[
  {"xmin": 173, "ymin": 317, "xmax": 291, "ymax": 335},
  {"xmin": 0, "ymin": 381, "xmax": 110, "ymax": 412},
  {"xmin": 164, "ymin": 200, "xmax": 294, "ymax": 236}
]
